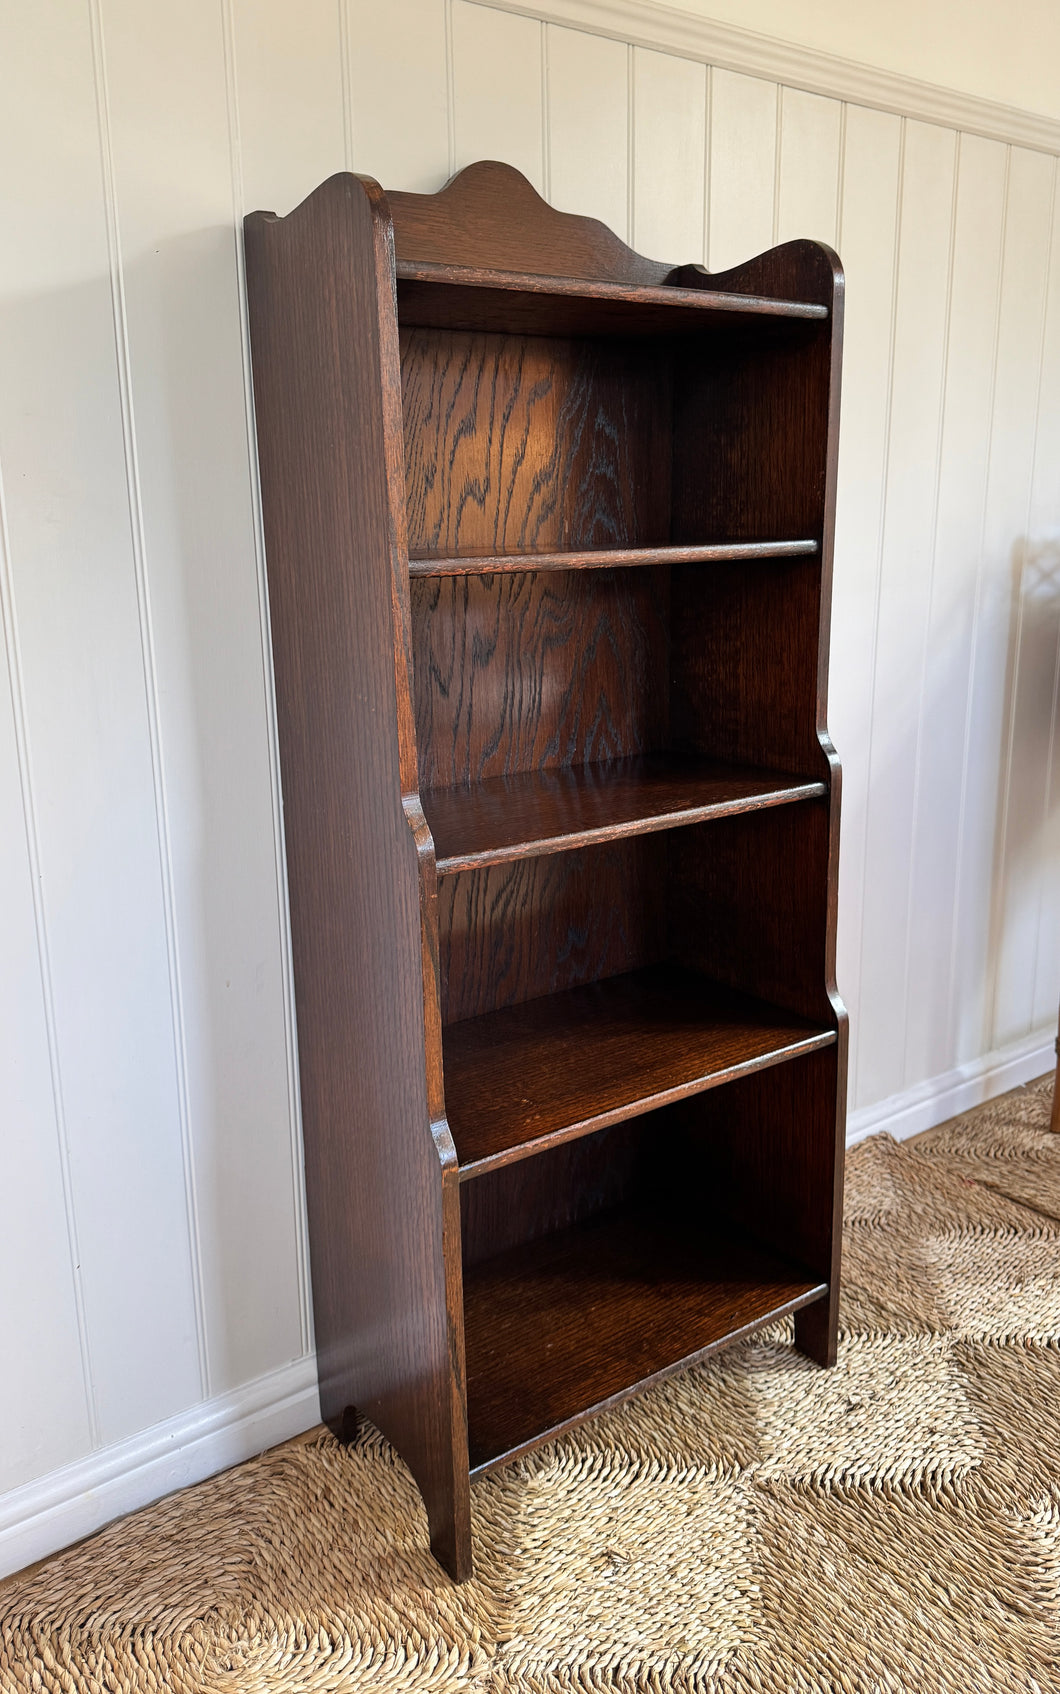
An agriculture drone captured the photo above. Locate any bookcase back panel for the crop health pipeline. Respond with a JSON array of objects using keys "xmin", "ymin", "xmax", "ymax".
[
  {"xmin": 401, "ymin": 329, "xmax": 673, "ymax": 558},
  {"xmin": 668, "ymin": 803, "xmax": 834, "ymax": 1024},
  {"xmin": 439, "ymin": 837, "xmax": 668, "ymax": 1024},
  {"xmin": 670, "ymin": 327, "xmax": 832, "ymax": 542},
  {"xmin": 670, "ymin": 557, "xmax": 826, "ymax": 775},
  {"xmin": 460, "ymin": 1120, "xmax": 645, "ymax": 1267},
  {"xmin": 411, "ymin": 567, "xmax": 670, "ymax": 787},
  {"xmin": 661, "ymin": 1044, "xmax": 841, "ymax": 1283}
]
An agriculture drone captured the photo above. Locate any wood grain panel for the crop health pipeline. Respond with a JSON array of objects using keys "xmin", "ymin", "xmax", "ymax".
[
  {"xmin": 245, "ymin": 174, "xmax": 471, "ymax": 1578},
  {"xmin": 668, "ymin": 803, "xmax": 835, "ymax": 1023},
  {"xmin": 390, "ymin": 156, "xmax": 668, "ymax": 284},
  {"xmin": 439, "ymin": 836, "xmax": 667, "ymax": 1022},
  {"xmin": 670, "ymin": 322, "xmax": 832, "ymax": 544},
  {"xmin": 660, "ymin": 1042, "xmax": 844, "ymax": 1362},
  {"xmin": 670, "ymin": 557, "xmax": 826, "ymax": 775},
  {"xmin": 460, "ymin": 1120, "xmax": 643, "ymax": 1266},
  {"xmin": 401, "ymin": 328, "xmax": 672, "ymax": 557},
  {"xmin": 412, "ymin": 566, "xmax": 670, "ymax": 786}
]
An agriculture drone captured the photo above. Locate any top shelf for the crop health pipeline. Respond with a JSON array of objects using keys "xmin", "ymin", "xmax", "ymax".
[{"xmin": 395, "ymin": 260, "xmax": 830, "ymax": 339}]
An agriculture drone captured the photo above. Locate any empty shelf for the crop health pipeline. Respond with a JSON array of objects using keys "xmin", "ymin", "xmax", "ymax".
[
  {"xmin": 424, "ymin": 755, "xmax": 825, "ymax": 875},
  {"xmin": 396, "ymin": 259, "xmax": 829, "ymax": 338},
  {"xmin": 463, "ymin": 1203, "xmax": 827, "ymax": 1471},
  {"xmin": 445, "ymin": 965, "xmax": 836, "ymax": 1177}
]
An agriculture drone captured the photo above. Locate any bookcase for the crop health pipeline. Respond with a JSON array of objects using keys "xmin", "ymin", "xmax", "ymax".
[{"xmin": 244, "ymin": 161, "xmax": 847, "ymax": 1582}]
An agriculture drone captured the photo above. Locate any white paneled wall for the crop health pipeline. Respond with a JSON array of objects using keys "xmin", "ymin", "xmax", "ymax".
[{"xmin": 1, "ymin": 0, "xmax": 1058, "ymax": 1573}]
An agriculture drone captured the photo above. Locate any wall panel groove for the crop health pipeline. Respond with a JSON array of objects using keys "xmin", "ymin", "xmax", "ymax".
[
  {"xmin": 847, "ymin": 113, "xmax": 906, "ymax": 1099},
  {"xmin": 898, "ymin": 127, "xmax": 962, "ymax": 1089},
  {"xmin": 87, "ymin": 0, "xmax": 211, "ymax": 1401},
  {"xmin": 0, "ymin": 454, "xmax": 97, "ymax": 1458},
  {"xmin": 220, "ymin": 0, "xmax": 313, "ymax": 1357}
]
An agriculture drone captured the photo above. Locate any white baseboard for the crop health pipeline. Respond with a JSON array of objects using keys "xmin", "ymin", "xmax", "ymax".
[
  {"xmin": 0, "ymin": 1356, "xmax": 320, "ymax": 1582},
  {"xmin": 846, "ymin": 1027, "xmax": 1056, "ymax": 1147}
]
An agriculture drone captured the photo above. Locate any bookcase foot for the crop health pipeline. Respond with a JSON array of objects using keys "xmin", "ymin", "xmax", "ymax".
[
  {"xmin": 426, "ymin": 1485, "xmax": 474, "ymax": 1584},
  {"xmin": 794, "ymin": 1297, "xmax": 838, "ymax": 1368},
  {"xmin": 326, "ymin": 1403, "xmax": 363, "ymax": 1444}
]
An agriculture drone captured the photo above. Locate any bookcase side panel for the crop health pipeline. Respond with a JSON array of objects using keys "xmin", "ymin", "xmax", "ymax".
[{"xmin": 245, "ymin": 176, "xmax": 470, "ymax": 1576}]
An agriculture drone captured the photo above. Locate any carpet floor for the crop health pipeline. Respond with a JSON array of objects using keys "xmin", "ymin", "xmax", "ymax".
[{"xmin": 2, "ymin": 1075, "xmax": 1059, "ymax": 1693}]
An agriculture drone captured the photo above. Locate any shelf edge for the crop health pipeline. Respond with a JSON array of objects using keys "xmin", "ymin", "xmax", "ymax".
[
  {"xmin": 432, "ymin": 779, "xmax": 828, "ymax": 876},
  {"xmin": 409, "ymin": 540, "xmax": 819, "ymax": 577},
  {"xmin": 454, "ymin": 1027, "xmax": 837, "ymax": 1181},
  {"xmin": 395, "ymin": 258, "xmax": 830, "ymax": 320}
]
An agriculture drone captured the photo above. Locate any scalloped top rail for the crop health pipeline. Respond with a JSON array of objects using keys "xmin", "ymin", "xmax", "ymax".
[{"xmin": 395, "ymin": 258, "xmax": 829, "ymax": 336}]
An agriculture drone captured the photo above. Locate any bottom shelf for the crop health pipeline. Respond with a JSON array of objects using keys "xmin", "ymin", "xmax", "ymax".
[{"xmin": 462, "ymin": 1205, "xmax": 827, "ymax": 1472}]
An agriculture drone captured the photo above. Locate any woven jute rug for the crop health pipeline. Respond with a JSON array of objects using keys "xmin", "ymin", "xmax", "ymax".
[{"xmin": 3, "ymin": 1076, "xmax": 1060, "ymax": 1694}]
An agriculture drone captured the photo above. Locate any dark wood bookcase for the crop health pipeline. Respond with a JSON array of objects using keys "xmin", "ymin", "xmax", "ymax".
[{"xmin": 244, "ymin": 162, "xmax": 847, "ymax": 1582}]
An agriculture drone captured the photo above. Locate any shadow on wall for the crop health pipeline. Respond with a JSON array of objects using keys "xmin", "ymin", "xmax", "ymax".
[
  {"xmin": 126, "ymin": 223, "xmax": 310, "ymax": 1397},
  {"xmin": 987, "ymin": 532, "xmax": 1060, "ymax": 1050},
  {"xmin": 0, "ymin": 224, "xmax": 309, "ymax": 1423}
]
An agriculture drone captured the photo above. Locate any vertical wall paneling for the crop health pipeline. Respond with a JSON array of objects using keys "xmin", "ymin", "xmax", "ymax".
[
  {"xmin": 545, "ymin": 25, "xmax": 629, "ymax": 239},
  {"xmin": 903, "ymin": 133, "xmax": 1008, "ymax": 1087},
  {"xmin": 346, "ymin": 0, "xmax": 449, "ymax": 192},
  {"xmin": 229, "ymin": 0, "xmax": 345, "ymax": 218},
  {"xmin": 707, "ymin": 68, "xmax": 777, "ymax": 270},
  {"xmin": 828, "ymin": 105, "xmax": 903, "ymax": 1092},
  {"xmin": 855, "ymin": 120, "xmax": 958, "ymax": 1108},
  {"xmin": 956, "ymin": 146, "xmax": 1055, "ymax": 1058},
  {"xmin": 775, "ymin": 86, "xmax": 842, "ymax": 246},
  {"xmin": 630, "ymin": 48, "xmax": 706, "ymax": 262},
  {"xmin": 451, "ymin": 1, "xmax": 544, "ymax": 190},
  {"xmin": 0, "ymin": 485, "xmax": 93, "ymax": 1490},
  {"xmin": 101, "ymin": 0, "xmax": 305, "ymax": 1397},
  {"xmin": 1028, "ymin": 165, "xmax": 1060, "ymax": 1030},
  {"xmin": 991, "ymin": 155, "xmax": 1060, "ymax": 1042},
  {"xmin": 0, "ymin": 0, "xmax": 203, "ymax": 1448},
  {"xmin": 226, "ymin": 0, "xmax": 347, "ymax": 1354}
]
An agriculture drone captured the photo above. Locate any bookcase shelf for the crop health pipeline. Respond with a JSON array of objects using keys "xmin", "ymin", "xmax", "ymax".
[
  {"xmin": 463, "ymin": 1203, "xmax": 828, "ymax": 1472},
  {"xmin": 245, "ymin": 159, "xmax": 847, "ymax": 1583},
  {"xmin": 444, "ymin": 965, "xmax": 835, "ymax": 1178},
  {"xmin": 396, "ymin": 257, "xmax": 830, "ymax": 337},
  {"xmin": 408, "ymin": 539, "xmax": 818, "ymax": 576},
  {"xmin": 423, "ymin": 754, "xmax": 826, "ymax": 874}
]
